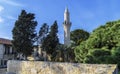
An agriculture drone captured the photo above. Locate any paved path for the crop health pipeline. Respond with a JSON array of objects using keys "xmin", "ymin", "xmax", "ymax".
[{"xmin": 0, "ymin": 68, "xmax": 7, "ymax": 74}]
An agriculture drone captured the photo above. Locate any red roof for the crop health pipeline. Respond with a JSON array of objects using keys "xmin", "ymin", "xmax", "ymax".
[{"xmin": 0, "ymin": 38, "xmax": 12, "ymax": 45}]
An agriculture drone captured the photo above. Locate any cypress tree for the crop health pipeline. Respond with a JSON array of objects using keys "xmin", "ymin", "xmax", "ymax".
[
  {"xmin": 42, "ymin": 21, "xmax": 59, "ymax": 55},
  {"xmin": 12, "ymin": 10, "xmax": 37, "ymax": 59}
]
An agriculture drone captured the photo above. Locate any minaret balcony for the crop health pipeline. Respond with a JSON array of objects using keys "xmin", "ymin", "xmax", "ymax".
[{"xmin": 63, "ymin": 21, "xmax": 71, "ymax": 25}]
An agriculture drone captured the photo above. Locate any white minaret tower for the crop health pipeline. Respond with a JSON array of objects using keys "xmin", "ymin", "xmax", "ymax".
[{"xmin": 63, "ymin": 7, "xmax": 71, "ymax": 46}]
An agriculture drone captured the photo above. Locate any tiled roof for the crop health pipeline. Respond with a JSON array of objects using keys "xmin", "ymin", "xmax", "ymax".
[{"xmin": 0, "ymin": 38, "xmax": 12, "ymax": 45}]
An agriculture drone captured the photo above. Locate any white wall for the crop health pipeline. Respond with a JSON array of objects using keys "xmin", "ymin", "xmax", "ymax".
[{"xmin": 0, "ymin": 44, "xmax": 4, "ymax": 59}]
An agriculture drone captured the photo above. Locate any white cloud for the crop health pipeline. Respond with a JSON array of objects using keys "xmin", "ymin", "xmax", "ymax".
[
  {"xmin": 0, "ymin": 17, "xmax": 4, "ymax": 23},
  {"xmin": 0, "ymin": 6, "xmax": 4, "ymax": 12},
  {"xmin": 7, "ymin": 16, "xmax": 16, "ymax": 20},
  {"xmin": 0, "ymin": 0, "xmax": 24, "ymax": 7}
]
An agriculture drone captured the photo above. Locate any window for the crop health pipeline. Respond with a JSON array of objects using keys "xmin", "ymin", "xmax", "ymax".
[{"xmin": 4, "ymin": 45, "xmax": 10, "ymax": 54}]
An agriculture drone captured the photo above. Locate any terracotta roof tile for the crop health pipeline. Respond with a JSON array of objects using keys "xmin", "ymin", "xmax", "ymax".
[{"xmin": 0, "ymin": 38, "xmax": 12, "ymax": 45}]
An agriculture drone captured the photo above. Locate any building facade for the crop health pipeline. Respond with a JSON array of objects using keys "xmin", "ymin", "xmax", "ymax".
[{"xmin": 0, "ymin": 38, "xmax": 15, "ymax": 68}]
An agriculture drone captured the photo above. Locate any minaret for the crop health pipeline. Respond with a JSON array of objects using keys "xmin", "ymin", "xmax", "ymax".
[{"xmin": 63, "ymin": 7, "xmax": 71, "ymax": 46}]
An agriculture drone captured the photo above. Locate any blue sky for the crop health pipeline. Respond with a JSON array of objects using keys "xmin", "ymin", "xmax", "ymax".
[{"xmin": 0, "ymin": 0, "xmax": 120, "ymax": 43}]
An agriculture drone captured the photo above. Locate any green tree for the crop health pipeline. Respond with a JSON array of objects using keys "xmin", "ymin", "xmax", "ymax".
[
  {"xmin": 111, "ymin": 47, "xmax": 120, "ymax": 68},
  {"xmin": 52, "ymin": 44, "xmax": 76, "ymax": 62},
  {"xmin": 70, "ymin": 29, "xmax": 89, "ymax": 45},
  {"xmin": 37, "ymin": 23, "xmax": 49, "ymax": 45},
  {"xmin": 51, "ymin": 44, "xmax": 65, "ymax": 62},
  {"xmin": 85, "ymin": 49, "xmax": 111, "ymax": 64},
  {"xmin": 65, "ymin": 46, "xmax": 76, "ymax": 62},
  {"xmin": 75, "ymin": 41, "xmax": 88, "ymax": 63},
  {"xmin": 74, "ymin": 20, "xmax": 120, "ymax": 68},
  {"xmin": 12, "ymin": 10, "xmax": 37, "ymax": 59},
  {"xmin": 41, "ymin": 21, "xmax": 59, "ymax": 60}
]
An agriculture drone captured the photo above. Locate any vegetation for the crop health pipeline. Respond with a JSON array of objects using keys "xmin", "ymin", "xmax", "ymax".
[
  {"xmin": 37, "ymin": 23, "xmax": 49, "ymax": 45},
  {"xmin": 51, "ymin": 44, "xmax": 75, "ymax": 62},
  {"xmin": 75, "ymin": 20, "xmax": 120, "ymax": 68},
  {"xmin": 41, "ymin": 21, "xmax": 59, "ymax": 60},
  {"xmin": 12, "ymin": 10, "xmax": 120, "ymax": 71},
  {"xmin": 12, "ymin": 10, "xmax": 37, "ymax": 58},
  {"xmin": 39, "ymin": 21, "xmax": 75, "ymax": 62},
  {"xmin": 119, "ymin": 71, "xmax": 120, "ymax": 74},
  {"xmin": 70, "ymin": 29, "xmax": 89, "ymax": 45}
]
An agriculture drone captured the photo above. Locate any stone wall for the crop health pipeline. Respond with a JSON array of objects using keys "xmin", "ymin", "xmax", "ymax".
[{"xmin": 7, "ymin": 60, "xmax": 118, "ymax": 74}]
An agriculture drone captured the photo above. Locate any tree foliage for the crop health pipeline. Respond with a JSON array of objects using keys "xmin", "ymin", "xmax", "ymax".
[
  {"xmin": 75, "ymin": 20, "xmax": 120, "ymax": 68},
  {"xmin": 70, "ymin": 29, "xmax": 89, "ymax": 45},
  {"xmin": 37, "ymin": 23, "xmax": 49, "ymax": 44},
  {"xmin": 51, "ymin": 44, "xmax": 75, "ymax": 62},
  {"xmin": 41, "ymin": 21, "xmax": 59, "ymax": 55},
  {"xmin": 12, "ymin": 10, "xmax": 37, "ymax": 57}
]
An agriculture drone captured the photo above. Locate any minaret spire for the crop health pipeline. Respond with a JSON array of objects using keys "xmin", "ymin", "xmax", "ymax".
[
  {"xmin": 64, "ymin": 7, "xmax": 70, "ymax": 24},
  {"xmin": 63, "ymin": 7, "xmax": 71, "ymax": 46},
  {"xmin": 65, "ymin": 7, "xmax": 69, "ymax": 13}
]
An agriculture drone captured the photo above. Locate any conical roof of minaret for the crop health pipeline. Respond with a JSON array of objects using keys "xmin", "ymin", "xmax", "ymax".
[{"xmin": 65, "ymin": 7, "xmax": 69, "ymax": 13}]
